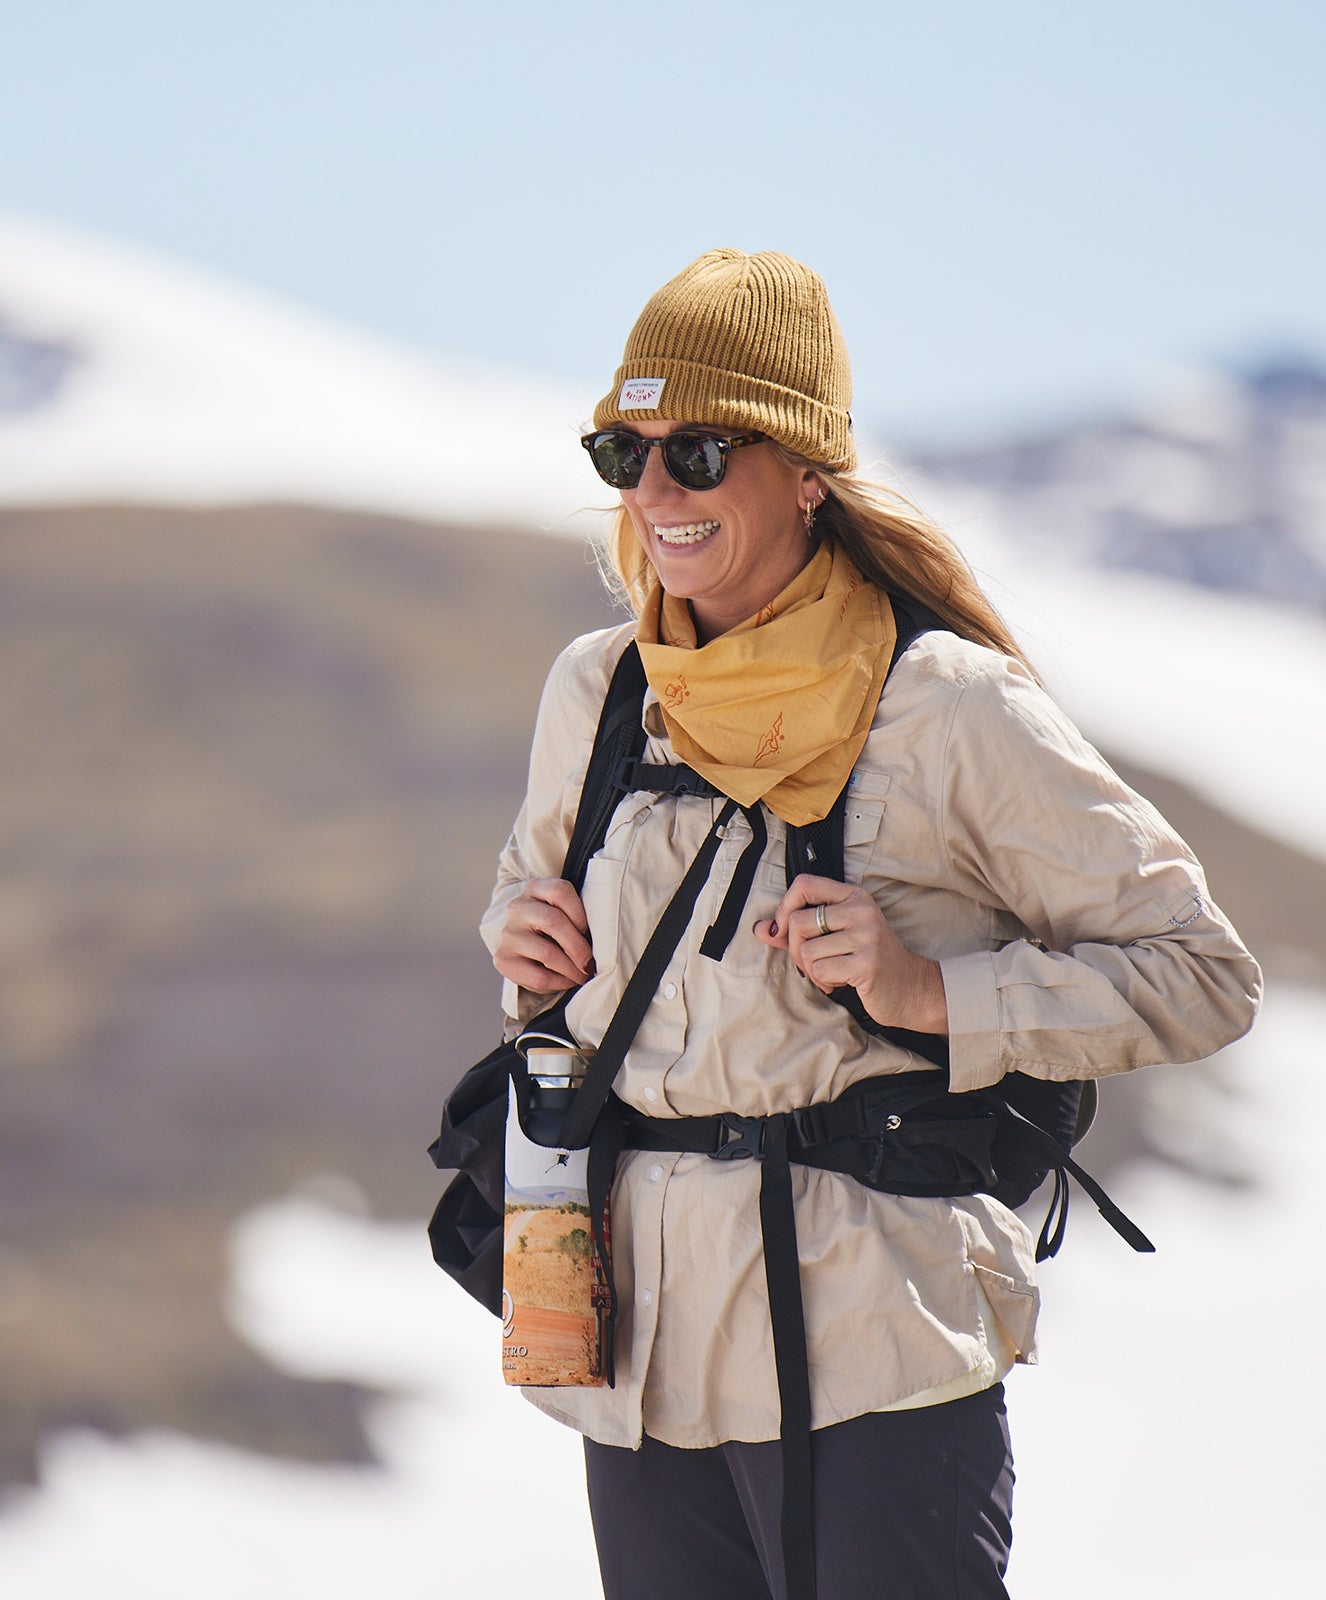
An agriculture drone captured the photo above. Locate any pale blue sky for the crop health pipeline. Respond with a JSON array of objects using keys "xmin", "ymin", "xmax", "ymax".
[{"xmin": 2, "ymin": 0, "xmax": 1322, "ymax": 445}]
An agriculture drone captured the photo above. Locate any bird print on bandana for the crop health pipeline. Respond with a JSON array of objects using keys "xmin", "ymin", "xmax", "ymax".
[
  {"xmin": 753, "ymin": 710, "xmax": 786, "ymax": 766},
  {"xmin": 663, "ymin": 674, "xmax": 690, "ymax": 712}
]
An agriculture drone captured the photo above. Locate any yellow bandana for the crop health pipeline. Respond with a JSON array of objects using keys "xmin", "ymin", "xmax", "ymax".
[{"xmin": 635, "ymin": 543, "xmax": 897, "ymax": 826}]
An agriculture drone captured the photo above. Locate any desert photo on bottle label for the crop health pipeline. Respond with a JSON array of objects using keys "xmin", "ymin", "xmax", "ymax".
[{"xmin": 501, "ymin": 1078, "xmax": 610, "ymax": 1387}]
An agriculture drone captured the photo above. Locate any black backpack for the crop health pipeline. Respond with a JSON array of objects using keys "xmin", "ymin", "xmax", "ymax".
[
  {"xmin": 429, "ymin": 600, "xmax": 1150, "ymax": 1309},
  {"xmin": 428, "ymin": 600, "xmax": 1152, "ymax": 1600}
]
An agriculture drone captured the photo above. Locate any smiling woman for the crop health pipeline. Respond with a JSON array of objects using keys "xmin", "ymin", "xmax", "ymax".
[
  {"xmin": 601, "ymin": 417, "xmax": 814, "ymax": 642},
  {"xmin": 460, "ymin": 248, "xmax": 1261, "ymax": 1600}
]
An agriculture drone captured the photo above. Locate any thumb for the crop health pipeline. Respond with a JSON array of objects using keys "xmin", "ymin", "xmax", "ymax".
[{"xmin": 753, "ymin": 917, "xmax": 788, "ymax": 948}]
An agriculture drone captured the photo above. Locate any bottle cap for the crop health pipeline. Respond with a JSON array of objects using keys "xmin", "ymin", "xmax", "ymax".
[{"xmin": 525, "ymin": 1046, "xmax": 586, "ymax": 1087}]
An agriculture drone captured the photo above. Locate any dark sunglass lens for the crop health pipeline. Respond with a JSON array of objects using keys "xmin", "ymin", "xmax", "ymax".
[
  {"xmin": 664, "ymin": 434, "xmax": 725, "ymax": 489},
  {"xmin": 590, "ymin": 432, "xmax": 645, "ymax": 488}
]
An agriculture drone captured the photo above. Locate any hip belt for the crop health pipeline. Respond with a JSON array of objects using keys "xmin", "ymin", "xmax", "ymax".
[{"xmin": 584, "ymin": 1073, "xmax": 1150, "ymax": 1600}]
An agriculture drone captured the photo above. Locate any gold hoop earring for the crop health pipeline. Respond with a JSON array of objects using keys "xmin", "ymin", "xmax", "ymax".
[{"xmin": 802, "ymin": 494, "xmax": 819, "ymax": 535}]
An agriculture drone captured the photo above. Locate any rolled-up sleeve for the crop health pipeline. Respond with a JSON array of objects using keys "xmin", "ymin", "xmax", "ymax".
[{"xmin": 936, "ymin": 654, "xmax": 1262, "ymax": 1094}]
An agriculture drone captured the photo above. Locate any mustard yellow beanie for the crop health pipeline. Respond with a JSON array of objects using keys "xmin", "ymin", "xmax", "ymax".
[{"xmin": 592, "ymin": 248, "xmax": 856, "ymax": 472}]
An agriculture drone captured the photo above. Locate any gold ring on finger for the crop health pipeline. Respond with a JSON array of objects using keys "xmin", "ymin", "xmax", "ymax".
[{"xmin": 815, "ymin": 903, "xmax": 830, "ymax": 937}]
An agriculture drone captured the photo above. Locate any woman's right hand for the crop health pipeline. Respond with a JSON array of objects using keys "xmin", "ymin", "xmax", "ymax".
[{"xmin": 492, "ymin": 878, "xmax": 596, "ymax": 993}]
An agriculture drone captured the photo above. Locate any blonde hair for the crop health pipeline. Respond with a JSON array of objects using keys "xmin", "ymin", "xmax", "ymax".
[{"xmin": 598, "ymin": 447, "xmax": 1035, "ymax": 678}]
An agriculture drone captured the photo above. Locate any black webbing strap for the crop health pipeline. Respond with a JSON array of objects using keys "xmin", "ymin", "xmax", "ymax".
[
  {"xmin": 616, "ymin": 757, "xmax": 724, "ymax": 799},
  {"xmin": 983, "ymin": 1100, "xmax": 1156, "ymax": 1259},
  {"xmin": 783, "ymin": 593, "xmax": 954, "ymax": 1076},
  {"xmin": 610, "ymin": 1097, "xmax": 822, "ymax": 1597},
  {"xmin": 700, "ymin": 804, "xmax": 767, "ymax": 960},
  {"xmin": 553, "ymin": 796, "xmax": 739, "ymax": 1385},
  {"xmin": 563, "ymin": 642, "xmax": 648, "ymax": 893},
  {"xmin": 614, "ymin": 754, "xmax": 763, "ymax": 964},
  {"xmin": 586, "ymin": 1098, "xmax": 629, "ymax": 1388},
  {"xmin": 560, "ymin": 798, "xmax": 738, "ymax": 1153},
  {"xmin": 758, "ymin": 1119, "xmax": 816, "ymax": 1600},
  {"xmin": 786, "ymin": 777, "xmax": 951, "ymax": 1073}
]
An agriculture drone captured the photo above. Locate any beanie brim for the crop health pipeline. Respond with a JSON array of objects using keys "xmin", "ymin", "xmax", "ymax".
[{"xmin": 593, "ymin": 358, "xmax": 856, "ymax": 473}]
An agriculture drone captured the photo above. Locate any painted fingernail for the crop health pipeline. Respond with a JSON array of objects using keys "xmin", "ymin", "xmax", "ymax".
[{"xmin": 769, "ymin": 920, "xmax": 779, "ymax": 938}]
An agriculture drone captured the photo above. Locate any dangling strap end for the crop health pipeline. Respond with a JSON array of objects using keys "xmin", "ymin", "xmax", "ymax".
[
  {"xmin": 588, "ymin": 1106, "xmax": 629, "ymax": 1388},
  {"xmin": 1095, "ymin": 1199, "xmax": 1156, "ymax": 1254},
  {"xmin": 1035, "ymin": 1167, "xmax": 1069, "ymax": 1262},
  {"xmin": 1059, "ymin": 1151, "xmax": 1156, "ymax": 1253},
  {"xmin": 699, "ymin": 804, "xmax": 768, "ymax": 963}
]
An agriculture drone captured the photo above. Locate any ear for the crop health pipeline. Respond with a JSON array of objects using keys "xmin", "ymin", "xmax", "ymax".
[{"xmin": 798, "ymin": 470, "xmax": 825, "ymax": 507}]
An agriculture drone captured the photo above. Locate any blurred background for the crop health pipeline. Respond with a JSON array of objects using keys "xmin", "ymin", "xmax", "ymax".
[{"xmin": 0, "ymin": 2, "xmax": 1323, "ymax": 1595}]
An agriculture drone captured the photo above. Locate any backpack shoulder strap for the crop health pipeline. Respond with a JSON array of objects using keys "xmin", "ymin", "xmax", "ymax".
[
  {"xmin": 785, "ymin": 593, "xmax": 951, "ymax": 1069},
  {"xmin": 783, "ymin": 591, "xmax": 944, "ymax": 882},
  {"xmin": 561, "ymin": 639, "xmax": 647, "ymax": 893}
]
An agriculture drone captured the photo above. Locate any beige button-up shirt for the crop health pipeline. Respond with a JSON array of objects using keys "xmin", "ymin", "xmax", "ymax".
[{"xmin": 480, "ymin": 621, "xmax": 1261, "ymax": 1448}]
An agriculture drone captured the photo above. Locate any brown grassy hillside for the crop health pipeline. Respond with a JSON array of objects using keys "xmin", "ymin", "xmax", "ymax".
[{"xmin": 0, "ymin": 502, "xmax": 619, "ymax": 1487}]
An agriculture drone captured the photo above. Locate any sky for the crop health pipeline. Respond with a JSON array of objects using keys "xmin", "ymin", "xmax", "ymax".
[{"xmin": 2, "ymin": 0, "xmax": 1323, "ymax": 445}]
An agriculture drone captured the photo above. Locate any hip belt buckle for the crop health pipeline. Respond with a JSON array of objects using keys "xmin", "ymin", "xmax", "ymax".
[{"xmin": 709, "ymin": 1113, "xmax": 770, "ymax": 1161}]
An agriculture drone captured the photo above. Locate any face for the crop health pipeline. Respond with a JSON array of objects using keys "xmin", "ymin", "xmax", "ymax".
[{"xmin": 620, "ymin": 420, "xmax": 821, "ymax": 643}]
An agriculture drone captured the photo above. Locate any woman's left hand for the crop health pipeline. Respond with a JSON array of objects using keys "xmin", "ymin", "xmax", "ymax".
[{"xmin": 754, "ymin": 874, "xmax": 949, "ymax": 1035}]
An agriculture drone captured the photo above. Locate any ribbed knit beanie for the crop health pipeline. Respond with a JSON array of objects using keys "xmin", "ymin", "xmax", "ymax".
[{"xmin": 592, "ymin": 249, "xmax": 856, "ymax": 472}]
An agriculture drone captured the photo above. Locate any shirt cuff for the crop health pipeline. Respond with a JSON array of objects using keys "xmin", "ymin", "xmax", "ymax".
[{"xmin": 939, "ymin": 949, "xmax": 1005, "ymax": 1094}]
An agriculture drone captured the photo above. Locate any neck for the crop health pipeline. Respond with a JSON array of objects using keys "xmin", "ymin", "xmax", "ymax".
[{"xmin": 689, "ymin": 544, "xmax": 817, "ymax": 645}]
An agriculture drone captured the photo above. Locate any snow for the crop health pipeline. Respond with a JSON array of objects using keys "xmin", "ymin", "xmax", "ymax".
[
  {"xmin": 0, "ymin": 983, "xmax": 1318, "ymax": 1598},
  {"xmin": 921, "ymin": 483, "xmax": 1326, "ymax": 865},
  {"xmin": 0, "ymin": 212, "xmax": 606, "ymax": 530},
  {"xmin": 0, "ymin": 1207, "xmax": 601, "ymax": 1600}
]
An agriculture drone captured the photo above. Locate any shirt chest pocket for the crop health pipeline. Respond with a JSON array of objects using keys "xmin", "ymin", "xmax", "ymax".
[
  {"xmin": 579, "ymin": 796, "xmax": 650, "ymax": 979},
  {"xmin": 748, "ymin": 768, "xmax": 894, "ymax": 898},
  {"xmin": 842, "ymin": 768, "xmax": 892, "ymax": 880}
]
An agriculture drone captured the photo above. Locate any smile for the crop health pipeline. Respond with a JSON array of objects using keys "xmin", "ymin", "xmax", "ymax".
[{"xmin": 655, "ymin": 520, "xmax": 720, "ymax": 546}]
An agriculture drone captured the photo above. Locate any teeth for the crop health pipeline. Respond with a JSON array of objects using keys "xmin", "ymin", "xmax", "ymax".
[{"xmin": 655, "ymin": 520, "xmax": 719, "ymax": 545}]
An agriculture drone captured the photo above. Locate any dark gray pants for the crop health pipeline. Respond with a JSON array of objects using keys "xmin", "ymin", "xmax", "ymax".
[{"xmin": 584, "ymin": 1384, "xmax": 1014, "ymax": 1600}]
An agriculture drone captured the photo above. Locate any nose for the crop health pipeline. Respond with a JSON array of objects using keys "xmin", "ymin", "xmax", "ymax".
[{"xmin": 632, "ymin": 439, "xmax": 685, "ymax": 501}]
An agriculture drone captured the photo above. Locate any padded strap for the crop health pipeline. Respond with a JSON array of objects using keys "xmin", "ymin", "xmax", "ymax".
[
  {"xmin": 559, "ymin": 799, "xmax": 738, "ymax": 1152},
  {"xmin": 781, "ymin": 592, "xmax": 953, "ymax": 1070},
  {"xmin": 563, "ymin": 642, "xmax": 648, "ymax": 893}
]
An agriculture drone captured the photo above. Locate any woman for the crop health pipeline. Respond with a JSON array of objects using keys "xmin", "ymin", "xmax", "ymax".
[{"xmin": 483, "ymin": 249, "xmax": 1260, "ymax": 1599}]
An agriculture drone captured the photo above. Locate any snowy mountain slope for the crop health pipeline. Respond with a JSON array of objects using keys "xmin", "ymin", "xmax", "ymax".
[
  {"xmin": 911, "ymin": 362, "xmax": 1326, "ymax": 607},
  {"xmin": 0, "ymin": 213, "xmax": 605, "ymax": 529}
]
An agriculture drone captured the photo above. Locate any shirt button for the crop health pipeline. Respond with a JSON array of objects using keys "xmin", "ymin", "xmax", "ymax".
[
  {"xmin": 662, "ymin": 982, "xmax": 678, "ymax": 1000},
  {"xmin": 649, "ymin": 1165, "xmax": 664, "ymax": 1182},
  {"xmin": 641, "ymin": 1289, "xmax": 654, "ymax": 1307},
  {"xmin": 643, "ymin": 1086, "xmax": 658, "ymax": 1103}
]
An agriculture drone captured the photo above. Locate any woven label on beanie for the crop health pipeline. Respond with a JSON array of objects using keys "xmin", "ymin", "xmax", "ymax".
[{"xmin": 619, "ymin": 376, "xmax": 665, "ymax": 409}]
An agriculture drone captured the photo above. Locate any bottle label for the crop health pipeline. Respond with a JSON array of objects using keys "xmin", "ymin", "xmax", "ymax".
[{"xmin": 501, "ymin": 1079, "xmax": 609, "ymax": 1387}]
